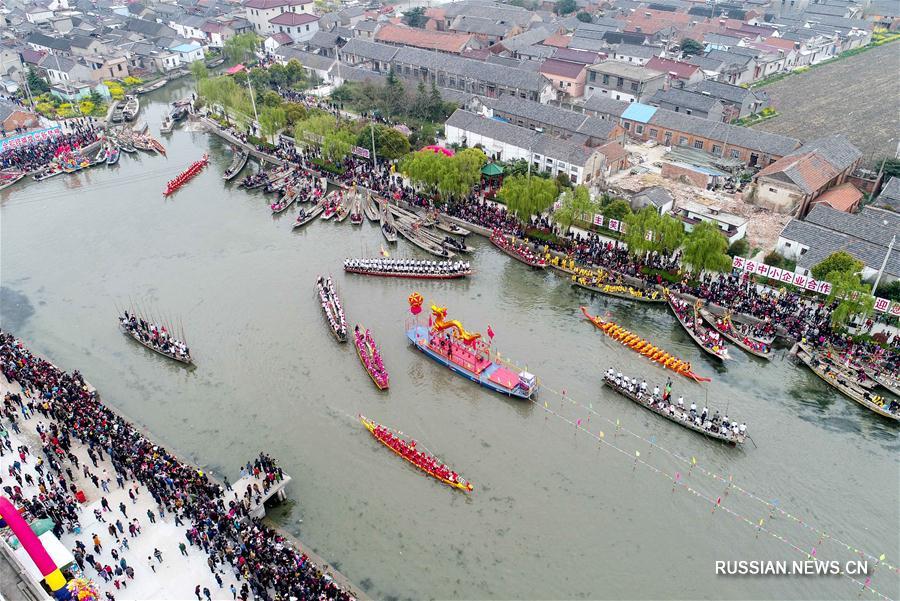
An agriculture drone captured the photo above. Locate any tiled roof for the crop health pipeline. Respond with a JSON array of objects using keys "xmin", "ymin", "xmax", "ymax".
[
  {"xmin": 874, "ymin": 177, "xmax": 900, "ymax": 212},
  {"xmin": 244, "ymin": 0, "xmax": 310, "ymax": 8},
  {"xmin": 269, "ymin": 12, "xmax": 318, "ymax": 25},
  {"xmin": 551, "ymin": 47, "xmax": 599, "ymax": 64},
  {"xmin": 339, "ymin": 38, "xmax": 398, "ymax": 62},
  {"xmin": 649, "ymin": 109, "xmax": 800, "ymax": 156},
  {"xmin": 488, "ymin": 95, "xmax": 589, "ymax": 132},
  {"xmin": 575, "ymin": 116, "xmax": 619, "ymax": 141},
  {"xmin": 687, "ymin": 79, "xmax": 755, "ymax": 104},
  {"xmin": 633, "ymin": 185, "xmax": 674, "ymax": 207},
  {"xmin": 375, "ymin": 24, "xmax": 472, "ymax": 53},
  {"xmin": 277, "ymin": 47, "xmax": 335, "ymax": 70},
  {"xmin": 811, "ymin": 182, "xmax": 862, "ymax": 212},
  {"xmin": 649, "ymin": 87, "xmax": 722, "ymax": 112},
  {"xmin": 25, "ymin": 32, "xmax": 71, "ymax": 52},
  {"xmin": 612, "ymin": 43, "xmax": 660, "ymax": 59},
  {"xmin": 581, "ymin": 93, "xmax": 630, "ymax": 117},
  {"xmin": 446, "ymin": 109, "xmax": 538, "ymax": 148},
  {"xmin": 539, "ymin": 58, "xmax": 585, "ymax": 79},
  {"xmin": 789, "ymin": 135, "xmax": 862, "ymax": 173},
  {"xmin": 756, "ymin": 151, "xmax": 838, "ymax": 194},
  {"xmin": 645, "ymin": 56, "xmax": 699, "ymax": 79},
  {"xmin": 450, "ymin": 15, "xmax": 511, "ymax": 37},
  {"xmin": 542, "ymin": 33, "xmax": 571, "ymax": 48},
  {"xmin": 805, "ymin": 205, "xmax": 899, "ymax": 248},
  {"xmin": 587, "ymin": 60, "xmax": 663, "ymax": 81}
]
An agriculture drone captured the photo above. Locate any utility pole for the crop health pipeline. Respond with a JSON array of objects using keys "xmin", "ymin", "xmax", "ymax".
[
  {"xmin": 370, "ymin": 119, "xmax": 377, "ymax": 172},
  {"xmin": 871, "ymin": 233, "xmax": 895, "ymax": 295}
]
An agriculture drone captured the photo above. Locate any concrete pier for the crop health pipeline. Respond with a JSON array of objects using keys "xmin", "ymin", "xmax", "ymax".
[{"xmin": 231, "ymin": 472, "xmax": 292, "ymax": 520}]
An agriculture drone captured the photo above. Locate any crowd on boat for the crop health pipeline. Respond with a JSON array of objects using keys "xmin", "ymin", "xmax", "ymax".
[
  {"xmin": 164, "ymin": 154, "xmax": 209, "ymax": 196},
  {"xmin": 354, "ymin": 326, "xmax": 388, "ymax": 389},
  {"xmin": 118, "ymin": 312, "xmax": 190, "ymax": 361},
  {"xmin": 1, "ymin": 125, "xmax": 99, "ymax": 173},
  {"xmin": 490, "ymin": 230, "xmax": 546, "ymax": 266},
  {"xmin": 369, "ymin": 421, "xmax": 471, "ymax": 490},
  {"xmin": 710, "ymin": 314, "xmax": 771, "ymax": 355},
  {"xmin": 669, "ymin": 296, "xmax": 728, "ymax": 358},
  {"xmin": 0, "ymin": 333, "xmax": 357, "ymax": 601},
  {"xmin": 343, "ymin": 258, "xmax": 471, "ymax": 277},
  {"xmin": 316, "ymin": 276, "xmax": 347, "ymax": 340},
  {"xmin": 605, "ymin": 369, "xmax": 747, "ymax": 440}
]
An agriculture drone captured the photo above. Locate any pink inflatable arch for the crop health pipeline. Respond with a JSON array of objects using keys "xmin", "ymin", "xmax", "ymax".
[{"xmin": 0, "ymin": 496, "xmax": 67, "ymax": 592}]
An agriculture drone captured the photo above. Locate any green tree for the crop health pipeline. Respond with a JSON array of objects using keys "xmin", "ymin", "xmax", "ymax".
[
  {"xmin": 875, "ymin": 280, "xmax": 900, "ymax": 301},
  {"xmin": 26, "ymin": 67, "xmax": 49, "ymax": 95},
  {"xmin": 554, "ymin": 185, "xmax": 597, "ymax": 234},
  {"xmin": 763, "ymin": 250, "xmax": 785, "ymax": 268},
  {"xmin": 383, "ymin": 68, "xmax": 405, "ymax": 117},
  {"xmin": 826, "ymin": 270, "xmax": 875, "ymax": 328},
  {"xmin": 284, "ymin": 59, "xmax": 307, "ymax": 87},
  {"xmin": 499, "ymin": 174, "xmax": 559, "ymax": 219},
  {"xmin": 413, "ymin": 81, "xmax": 429, "ymax": 120},
  {"xmin": 189, "ymin": 60, "xmax": 208, "ymax": 82},
  {"xmin": 224, "ymin": 33, "xmax": 259, "ymax": 65},
  {"xmin": 881, "ymin": 157, "xmax": 900, "ymax": 179},
  {"xmin": 400, "ymin": 147, "xmax": 486, "ymax": 202},
  {"xmin": 262, "ymin": 90, "xmax": 282, "ymax": 107},
  {"xmin": 403, "ymin": 6, "xmax": 429, "ymax": 28},
  {"xmin": 679, "ymin": 38, "xmax": 705, "ymax": 56},
  {"xmin": 428, "ymin": 81, "xmax": 445, "ymax": 121},
  {"xmin": 623, "ymin": 206, "xmax": 662, "ymax": 255},
  {"xmin": 655, "ymin": 213, "xmax": 685, "ymax": 254},
  {"xmin": 284, "ymin": 102, "xmax": 307, "ymax": 125},
  {"xmin": 259, "ymin": 105, "xmax": 286, "ymax": 143},
  {"xmin": 575, "ymin": 11, "xmax": 592, "ymax": 22},
  {"xmin": 811, "ymin": 251, "xmax": 863, "ymax": 281},
  {"xmin": 681, "ymin": 221, "xmax": 732, "ymax": 273},
  {"xmin": 555, "ymin": 0, "xmax": 577, "ymax": 14},
  {"xmin": 358, "ymin": 124, "xmax": 411, "ymax": 161},
  {"xmin": 602, "ymin": 199, "xmax": 632, "ymax": 224},
  {"xmin": 727, "ymin": 237, "xmax": 749, "ymax": 258}
]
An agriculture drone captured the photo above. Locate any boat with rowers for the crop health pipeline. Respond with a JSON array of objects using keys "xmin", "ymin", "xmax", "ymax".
[
  {"xmin": 344, "ymin": 258, "xmax": 472, "ymax": 279},
  {"xmin": 699, "ymin": 308, "xmax": 772, "ymax": 360},
  {"xmin": 118, "ymin": 311, "xmax": 192, "ymax": 364},
  {"xmin": 334, "ymin": 191, "xmax": 352, "ymax": 222},
  {"xmin": 294, "ymin": 191, "xmax": 331, "ymax": 228},
  {"xmin": 380, "ymin": 202, "xmax": 398, "ymax": 243},
  {"xmin": 602, "ymin": 370, "xmax": 747, "ymax": 444},
  {"xmin": 794, "ymin": 343, "xmax": 899, "ymax": 422},
  {"xmin": 406, "ymin": 298, "xmax": 538, "ymax": 399},
  {"xmin": 316, "ymin": 275, "xmax": 347, "ymax": 342},
  {"xmin": 349, "ymin": 192, "xmax": 363, "ymax": 225},
  {"xmin": 581, "ymin": 307, "xmax": 709, "ymax": 382},
  {"xmin": 243, "ymin": 165, "xmax": 291, "ymax": 190},
  {"xmin": 360, "ymin": 415, "xmax": 473, "ymax": 492},
  {"xmin": 811, "ymin": 345, "xmax": 880, "ymax": 391},
  {"xmin": 223, "ymin": 148, "xmax": 248, "ymax": 180},
  {"xmin": 667, "ymin": 294, "xmax": 730, "ymax": 361},
  {"xmin": 354, "ymin": 325, "xmax": 389, "ymax": 389},
  {"xmin": 490, "ymin": 230, "xmax": 546, "ymax": 268},
  {"xmin": 568, "ymin": 266, "xmax": 664, "ymax": 304},
  {"xmin": 105, "ymin": 144, "xmax": 120, "ymax": 165}
]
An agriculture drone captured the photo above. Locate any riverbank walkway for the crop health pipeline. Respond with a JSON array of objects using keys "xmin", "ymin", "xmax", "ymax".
[{"xmin": 232, "ymin": 472, "xmax": 292, "ymax": 520}]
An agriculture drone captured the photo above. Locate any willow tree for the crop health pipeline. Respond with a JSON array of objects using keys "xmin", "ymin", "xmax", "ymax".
[
  {"xmin": 623, "ymin": 206, "xmax": 661, "ymax": 256},
  {"xmin": 400, "ymin": 148, "xmax": 485, "ymax": 202},
  {"xmin": 826, "ymin": 269, "xmax": 875, "ymax": 327},
  {"xmin": 259, "ymin": 106, "xmax": 286, "ymax": 143},
  {"xmin": 681, "ymin": 221, "xmax": 731, "ymax": 274},
  {"xmin": 498, "ymin": 175, "xmax": 559, "ymax": 220},
  {"xmin": 553, "ymin": 185, "xmax": 596, "ymax": 234},
  {"xmin": 198, "ymin": 76, "xmax": 253, "ymax": 124},
  {"xmin": 224, "ymin": 33, "xmax": 260, "ymax": 64}
]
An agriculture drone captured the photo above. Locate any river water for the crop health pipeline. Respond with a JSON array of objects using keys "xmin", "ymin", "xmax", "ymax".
[{"xmin": 2, "ymin": 82, "xmax": 898, "ymax": 601}]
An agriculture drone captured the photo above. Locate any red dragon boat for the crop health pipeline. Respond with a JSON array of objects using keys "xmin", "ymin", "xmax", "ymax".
[
  {"xmin": 490, "ymin": 230, "xmax": 546, "ymax": 268},
  {"xmin": 360, "ymin": 415, "xmax": 473, "ymax": 492},
  {"xmin": 354, "ymin": 325, "xmax": 389, "ymax": 389},
  {"xmin": 163, "ymin": 154, "xmax": 209, "ymax": 196}
]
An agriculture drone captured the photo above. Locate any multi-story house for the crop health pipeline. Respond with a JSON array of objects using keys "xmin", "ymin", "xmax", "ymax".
[
  {"xmin": 244, "ymin": 0, "xmax": 313, "ymax": 35},
  {"xmin": 585, "ymin": 61, "xmax": 665, "ymax": 102}
]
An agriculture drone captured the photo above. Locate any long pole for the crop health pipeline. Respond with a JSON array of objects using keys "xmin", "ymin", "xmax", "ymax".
[
  {"xmin": 871, "ymin": 234, "xmax": 895, "ymax": 295},
  {"xmin": 370, "ymin": 120, "xmax": 377, "ymax": 172}
]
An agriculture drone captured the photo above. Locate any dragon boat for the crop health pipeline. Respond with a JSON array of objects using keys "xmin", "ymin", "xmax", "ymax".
[
  {"xmin": 581, "ymin": 307, "xmax": 710, "ymax": 382},
  {"xmin": 406, "ymin": 295, "xmax": 537, "ymax": 399},
  {"xmin": 354, "ymin": 325, "xmax": 389, "ymax": 389},
  {"xmin": 360, "ymin": 415, "xmax": 473, "ymax": 492},
  {"xmin": 699, "ymin": 308, "xmax": 772, "ymax": 360}
]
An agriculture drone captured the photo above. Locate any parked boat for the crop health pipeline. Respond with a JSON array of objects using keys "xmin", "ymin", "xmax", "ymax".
[
  {"xmin": 122, "ymin": 95, "xmax": 140, "ymax": 121},
  {"xmin": 363, "ymin": 191, "xmax": 379, "ymax": 222},
  {"xmin": 490, "ymin": 230, "xmax": 546, "ymax": 268},
  {"xmin": 33, "ymin": 165, "xmax": 63, "ymax": 181},
  {"xmin": 360, "ymin": 415, "xmax": 473, "ymax": 492},
  {"xmin": 270, "ymin": 187, "xmax": 298, "ymax": 214},
  {"xmin": 316, "ymin": 275, "xmax": 347, "ymax": 342},
  {"xmin": 872, "ymin": 371, "xmax": 900, "ymax": 398},
  {"xmin": 807, "ymin": 345, "xmax": 879, "ymax": 390},
  {"xmin": 111, "ymin": 103, "xmax": 125, "ymax": 123},
  {"xmin": 205, "ymin": 56, "xmax": 225, "ymax": 68},
  {"xmin": 396, "ymin": 222, "xmax": 455, "ymax": 259},
  {"xmin": 0, "ymin": 172, "xmax": 24, "ymax": 191},
  {"xmin": 159, "ymin": 116, "xmax": 174, "ymax": 134},
  {"xmin": 795, "ymin": 344, "xmax": 899, "ymax": 422},
  {"xmin": 603, "ymin": 372, "xmax": 746, "ymax": 444},
  {"xmin": 320, "ymin": 190, "xmax": 342, "ymax": 220},
  {"xmin": 667, "ymin": 294, "xmax": 730, "ymax": 361},
  {"xmin": 407, "ymin": 300, "xmax": 537, "ymax": 399},
  {"xmin": 433, "ymin": 218, "xmax": 471, "ymax": 237},
  {"xmin": 354, "ymin": 326, "xmax": 389, "ymax": 389},
  {"xmin": 223, "ymin": 148, "xmax": 248, "ymax": 180},
  {"xmin": 581, "ymin": 307, "xmax": 710, "ymax": 382},
  {"xmin": 349, "ymin": 192, "xmax": 363, "ymax": 225},
  {"xmin": 344, "ymin": 258, "xmax": 472, "ymax": 279},
  {"xmin": 334, "ymin": 191, "xmax": 352, "ymax": 222},
  {"xmin": 118, "ymin": 311, "xmax": 192, "ymax": 364},
  {"xmin": 148, "ymin": 137, "xmax": 166, "ymax": 155},
  {"xmin": 120, "ymin": 141, "xmax": 136, "ymax": 154},
  {"xmin": 135, "ymin": 78, "xmax": 168, "ymax": 94},
  {"xmin": 170, "ymin": 105, "xmax": 189, "ymax": 122},
  {"xmin": 569, "ymin": 267, "xmax": 664, "ymax": 303},
  {"xmin": 441, "ymin": 235, "xmax": 471, "ymax": 254}
]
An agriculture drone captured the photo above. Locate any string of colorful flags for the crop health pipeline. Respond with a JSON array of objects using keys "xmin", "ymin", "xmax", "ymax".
[
  {"xmin": 530, "ymin": 397, "xmax": 894, "ymax": 601},
  {"xmin": 492, "ymin": 352, "xmax": 897, "ymax": 580}
]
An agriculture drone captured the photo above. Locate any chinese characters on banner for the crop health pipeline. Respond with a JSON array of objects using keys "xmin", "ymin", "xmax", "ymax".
[
  {"xmin": 731, "ymin": 256, "xmax": 832, "ymax": 296},
  {"xmin": 591, "ymin": 214, "xmax": 624, "ymax": 232},
  {"xmin": 0, "ymin": 126, "xmax": 62, "ymax": 152},
  {"xmin": 592, "ymin": 214, "xmax": 604, "ymax": 227},
  {"xmin": 351, "ymin": 146, "xmax": 370, "ymax": 159}
]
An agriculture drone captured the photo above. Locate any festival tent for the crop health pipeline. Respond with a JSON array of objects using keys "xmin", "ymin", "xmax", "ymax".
[{"xmin": 12, "ymin": 531, "xmax": 75, "ymax": 583}]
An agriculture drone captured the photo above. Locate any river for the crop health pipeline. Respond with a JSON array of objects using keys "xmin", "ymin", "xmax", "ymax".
[{"xmin": 1, "ymin": 81, "xmax": 897, "ymax": 601}]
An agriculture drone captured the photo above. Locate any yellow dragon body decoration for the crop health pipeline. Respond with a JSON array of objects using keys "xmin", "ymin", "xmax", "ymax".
[{"xmin": 430, "ymin": 305, "xmax": 482, "ymax": 343}]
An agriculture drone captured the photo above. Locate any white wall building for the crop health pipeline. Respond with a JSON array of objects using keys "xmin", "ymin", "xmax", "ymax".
[{"xmin": 244, "ymin": 0, "xmax": 313, "ymax": 35}]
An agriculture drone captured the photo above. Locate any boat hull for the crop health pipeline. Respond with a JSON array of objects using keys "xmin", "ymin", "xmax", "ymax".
[
  {"xmin": 571, "ymin": 280, "xmax": 665, "ymax": 304},
  {"xmin": 490, "ymin": 237, "xmax": 546, "ymax": 268},
  {"xmin": 345, "ymin": 267, "xmax": 470, "ymax": 280},
  {"xmin": 699, "ymin": 308, "xmax": 772, "ymax": 360},
  {"xmin": 406, "ymin": 325, "xmax": 534, "ymax": 399},
  {"xmin": 120, "ymin": 325, "xmax": 192, "ymax": 364}
]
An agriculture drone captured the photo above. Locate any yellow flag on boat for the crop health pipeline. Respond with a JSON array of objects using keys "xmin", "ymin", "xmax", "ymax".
[{"xmin": 380, "ymin": 246, "xmax": 390, "ymax": 257}]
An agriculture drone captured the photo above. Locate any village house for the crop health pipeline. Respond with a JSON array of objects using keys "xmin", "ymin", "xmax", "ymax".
[
  {"xmin": 873, "ymin": 177, "xmax": 900, "ymax": 212},
  {"xmin": 753, "ymin": 135, "xmax": 863, "ymax": 215},
  {"xmin": 610, "ymin": 44, "xmax": 661, "ymax": 66},
  {"xmin": 645, "ymin": 56, "xmax": 704, "ymax": 85},
  {"xmin": 0, "ymin": 99, "xmax": 39, "ymax": 134},
  {"xmin": 268, "ymin": 12, "xmax": 319, "ymax": 43},
  {"xmin": 374, "ymin": 24, "xmax": 476, "ymax": 55},
  {"xmin": 584, "ymin": 61, "xmax": 665, "ymax": 102},
  {"xmin": 630, "ymin": 185, "xmax": 674, "ymax": 214},
  {"xmin": 685, "ymin": 79, "xmax": 767, "ymax": 121},
  {"xmin": 244, "ymin": 0, "xmax": 313, "ymax": 35},
  {"xmin": 275, "ymin": 46, "xmax": 335, "ymax": 81},
  {"xmin": 674, "ymin": 200, "xmax": 748, "ymax": 242},
  {"xmin": 647, "ymin": 87, "xmax": 727, "ymax": 121}
]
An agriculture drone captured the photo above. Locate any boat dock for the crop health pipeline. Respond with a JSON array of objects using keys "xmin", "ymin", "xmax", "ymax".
[
  {"xmin": 231, "ymin": 472, "xmax": 292, "ymax": 520},
  {"xmin": 201, "ymin": 117, "xmax": 285, "ymax": 165}
]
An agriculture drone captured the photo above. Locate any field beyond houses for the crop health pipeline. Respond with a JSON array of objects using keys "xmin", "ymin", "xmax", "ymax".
[{"xmin": 752, "ymin": 41, "xmax": 900, "ymax": 166}]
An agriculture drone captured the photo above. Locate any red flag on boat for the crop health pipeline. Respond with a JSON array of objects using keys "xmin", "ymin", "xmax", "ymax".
[{"xmin": 487, "ymin": 325, "xmax": 494, "ymax": 339}]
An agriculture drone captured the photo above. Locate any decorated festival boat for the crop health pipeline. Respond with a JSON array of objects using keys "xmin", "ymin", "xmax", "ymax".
[
  {"xmin": 223, "ymin": 148, "xmax": 248, "ymax": 180},
  {"xmin": 354, "ymin": 326, "xmax": 389, "ymax": 389},
  {"xmin": 118, "ymin": 311, "xmax": 192, "ymax": 364},
  {"xmin": 794, "ymin": 344, "xmax": 899, "ymax": 422},
  {"xmin": 667, "ymin": 294, "xmax": 730, "ymax": 361},
  {"xmin": 602, "ymin": 371, "xmax": 746, "ymax": 445},
  {"xmin": 360, "ymin": 415, "xmax": 473, "ymax": 492},
  {"xmin": 406, "ymin": 296, "xmax": 538, "ymax": 399},
  {"xmin": 490, "ymin": 230, "xmax": 546, "ymax": 268},
  {"xmin": 699, "ymin": 308, "xmax": 772, "ymax": 360},
  {"xmin": 569, "ymin": 267, "xmax": 664, "ymax": 304},
  {"xmin": 581, "ymin": 307, "xmax": 710, "ymax": 382},
  {"xmin": 344, "ymin": 258, "xmax": 472, "ymax": 280},
  {"xmin": 316, "ymin": 276, "xmax": 347, "ymax": 342}
]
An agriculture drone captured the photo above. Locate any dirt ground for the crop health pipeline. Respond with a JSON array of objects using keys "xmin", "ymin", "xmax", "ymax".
[{"xmin": 752, "ymin": 42, "xmax": 900, "ymax": 166}]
